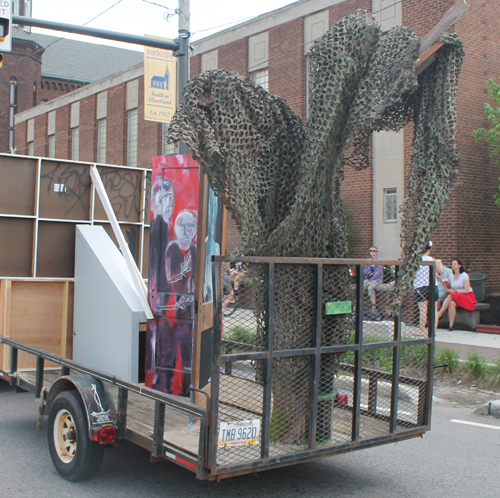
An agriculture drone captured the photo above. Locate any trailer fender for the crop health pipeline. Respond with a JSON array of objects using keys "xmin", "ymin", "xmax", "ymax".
[{"xmin": 45, "ymin": 374, "xmax": 118, "ymax": 439}]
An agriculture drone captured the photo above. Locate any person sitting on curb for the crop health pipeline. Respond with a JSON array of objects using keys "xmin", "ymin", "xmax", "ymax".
[{"xmin": 364, "ymin": 246, "xmax": 383, "ymax": 320}]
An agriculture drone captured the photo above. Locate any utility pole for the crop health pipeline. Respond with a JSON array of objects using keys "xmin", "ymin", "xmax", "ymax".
[
  {"xmin": 12, "ymin": 4, "xmax": 192, "ymax": 152},
  {"xmin": 177, "ymin": 0, "xmax": 190, "ymax": 155}
]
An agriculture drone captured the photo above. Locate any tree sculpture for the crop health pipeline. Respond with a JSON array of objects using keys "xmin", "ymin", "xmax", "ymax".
[{"xmin": 169, "ymin": 10, "xmax": 464, "ymax": 444}]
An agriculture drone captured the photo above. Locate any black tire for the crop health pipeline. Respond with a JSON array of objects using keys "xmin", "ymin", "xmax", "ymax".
[
  {"xmin": 223, "ymin": 294, "xmax": 238, "ymax": 317},
  {"xmin": 47, "ymin": 390, "xmax": 104, "ymax": 481}
]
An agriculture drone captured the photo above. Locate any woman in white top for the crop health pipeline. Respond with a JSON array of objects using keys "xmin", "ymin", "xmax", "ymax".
[
  {"xmin": 436, "ymin": 259, "xmax": 477, "ymax": 331},
  {"xmin": 413, "ymin": 242, "xmax": 439, "ymax": 336}
]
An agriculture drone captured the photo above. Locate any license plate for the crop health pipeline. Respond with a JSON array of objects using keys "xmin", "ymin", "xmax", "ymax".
[{"xmin": 218, "ymin": 419, "xmax": 260, "ymax": 447}]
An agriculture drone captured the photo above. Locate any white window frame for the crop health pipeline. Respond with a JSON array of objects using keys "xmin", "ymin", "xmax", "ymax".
[
  {"xmin": 72, "ymin": 127, "xmax": 80, "ymax": 161},
  {"xmin": 250, "ymin": 69, "xmax": 269, "ymax": 91},
  {"xmin": 97, "ymin": 119, "xmax": 106, "ymax": 163},
  {"xmin": 384, "ymin": 187, "xmax": 398, "ymax": 222},
  {"xmin": 48, "ymin": 135, "xmax": 55, "ymax": 158},
  {"xmin": 249, "ymin": 32, "xmax": 269, "ymax": 72},
  {"xmin": 162, "ymin": 123, "xmax": 175, "ymax": 155},
  {"xmin": 128, "ymin": 109, "xmax": 138, "ymax": 167},
  {"xmin": 201, "ymin": 50, "xmax": 218, "ymax": 72}
]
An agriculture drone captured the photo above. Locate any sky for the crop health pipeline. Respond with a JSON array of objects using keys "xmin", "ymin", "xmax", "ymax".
[{"xmin": 30, "ymin": 0, "xmax": 296, "ymax": 51}]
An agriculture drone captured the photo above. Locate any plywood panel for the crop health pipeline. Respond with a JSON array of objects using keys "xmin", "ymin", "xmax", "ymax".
[
  {"xmin": 0, "ymin": 218, "xmax": 33, "ymax": 277},
  {"xmin": 66, "ymin": 282, "xmax": 74, "ymax": 359},
  {"xmin": 9, "ymin": 281, "xmax": 69, "ymax": 369},
  {"xmin": 94, "ymin": 167, "xmax": 143, "ymax": 223},
  {"xmin": 0, "ymin": 157, "xmax": 37, "ymax": 215},
  {"xmin": 37, "ymin": 222, "xmax": 77, "ymax": 278},
  {"xmin": 39, "ymin": 160, "xmax": 92, "ymax": 220}
]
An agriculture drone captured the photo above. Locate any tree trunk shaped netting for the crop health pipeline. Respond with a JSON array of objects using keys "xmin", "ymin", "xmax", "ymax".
[{"xmin": 169, "ymin": 10, "xmax": 463, "ymax": 443}]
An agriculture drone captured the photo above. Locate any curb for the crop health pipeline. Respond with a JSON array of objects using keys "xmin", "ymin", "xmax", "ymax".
[
  {"xmin": 474, "ymin": 400, "xmax": 500, "ymax": 418},
  {"xmin": 476, "ymin": 324, "xmax": 500, "ymax": 335}
]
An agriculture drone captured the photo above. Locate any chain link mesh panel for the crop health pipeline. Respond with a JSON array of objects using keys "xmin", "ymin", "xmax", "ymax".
[{"xmin": 212, "ymin": 259, "xmax": 433, "ymax": 471}]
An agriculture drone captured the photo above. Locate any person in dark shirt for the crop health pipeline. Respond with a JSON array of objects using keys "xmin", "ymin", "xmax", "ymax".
[
  {"xmin": 146, "ymin": 177, "xmax": 174, "ymax": 391},
  {"xmin": 363, "ymin": 246, "xmax": 383, "ymax": 319}
]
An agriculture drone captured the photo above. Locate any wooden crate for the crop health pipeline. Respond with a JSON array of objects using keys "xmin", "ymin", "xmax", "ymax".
[{"xmin": 0, "ymin": 279, "xmax": 74, "ymax": 371}]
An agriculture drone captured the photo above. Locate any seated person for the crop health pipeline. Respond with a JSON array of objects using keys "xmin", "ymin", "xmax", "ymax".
[
  {"xmin": 437, "ymin": 259, "xmax": 477, "ymax": 331},
  {"xmin": 364, "ymin": 246, "xmax": 383, "ymax": 319}
]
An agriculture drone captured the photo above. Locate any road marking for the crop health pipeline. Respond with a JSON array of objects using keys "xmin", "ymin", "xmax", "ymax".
[{"xmin": 451, "ymin": 419, "xmax": 500, "ymax": 431}]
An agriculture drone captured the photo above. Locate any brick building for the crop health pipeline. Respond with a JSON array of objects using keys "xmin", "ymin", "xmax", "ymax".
[
  {"xmin": 0, "ymin": 3, "xmax": 143, "ymax": 155},
  {"xmin": 13, "ymin": 0, "xmax": 500, "ymax": 292}
]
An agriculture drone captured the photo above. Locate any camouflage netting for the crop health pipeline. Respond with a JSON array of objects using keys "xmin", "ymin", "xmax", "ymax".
[
  {"xmin": 169, "ymin": 10, "xmax": 463, "ymax": 298},
  {"xmin": 169, "ymin": 9, "xmax": 463, "ymax": 441}
]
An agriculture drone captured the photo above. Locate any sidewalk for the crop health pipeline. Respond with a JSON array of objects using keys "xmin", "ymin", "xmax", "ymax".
[{"xmin": 435, "ymin": 328, "xmax": 500, "ymax": 360}]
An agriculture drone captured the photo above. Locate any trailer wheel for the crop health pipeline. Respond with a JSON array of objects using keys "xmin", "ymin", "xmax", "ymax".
[{"xmin": 47, "ymin": 390, "xmax": 104, "ymax": 481}]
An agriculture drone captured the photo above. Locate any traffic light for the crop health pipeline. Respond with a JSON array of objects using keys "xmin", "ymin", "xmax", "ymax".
[
  {"xmin": 0, "ymin": 1, "xmax": 12, "ymax": 54},
  {"xmin": 0, "ymin": 16, "xmax": 9, "ymax": 39}
]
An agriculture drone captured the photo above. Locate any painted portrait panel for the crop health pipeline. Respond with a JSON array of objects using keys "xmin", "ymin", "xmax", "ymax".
[{"xmin": 145, "ymin": 155, "xmax": 200, "ymax": 396}]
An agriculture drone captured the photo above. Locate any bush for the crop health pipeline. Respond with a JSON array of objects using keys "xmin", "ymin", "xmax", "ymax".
[
  {"xmin": 225, "ymin": 326, "xmax": 256, "ymax": 344},
  {"xmin": 487, "ymin": 358, "xmax": 500, "ymax": 388},
  {"xmin": 465, "ymin": 351, "xmax": 487, "ymax": 378}
]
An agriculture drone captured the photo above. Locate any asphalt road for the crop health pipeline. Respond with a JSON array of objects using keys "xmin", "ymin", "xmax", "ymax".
[{"xmin": 1, "ymin": 379, "xmax": 499, "ymax": 498}]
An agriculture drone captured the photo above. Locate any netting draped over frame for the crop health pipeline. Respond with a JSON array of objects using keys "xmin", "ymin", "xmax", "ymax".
[
  {"xmin": 168, "ymin": 10, "xmax": 463, "ymax": 443},
  {"xmin": 169, "ymin": 11, "xmax": 463, "ymax": 287}
]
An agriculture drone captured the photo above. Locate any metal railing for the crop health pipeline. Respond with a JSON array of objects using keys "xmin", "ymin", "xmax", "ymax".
[
  {"xmin": 208, "ymin": 256, "xmax": 435, "ymax": 477},
  {"xmin": 0, "ymin": 336, "xmax": 208, "ymax": 478}
]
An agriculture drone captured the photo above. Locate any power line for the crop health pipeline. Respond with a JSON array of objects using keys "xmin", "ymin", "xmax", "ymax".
[
  {"xmin": 0, "ymin": 0, "xmax": 126, "ymax": 71},
  {"xmin": 85, "ymin": 0, "xmax": 125, "ymax": 25}
]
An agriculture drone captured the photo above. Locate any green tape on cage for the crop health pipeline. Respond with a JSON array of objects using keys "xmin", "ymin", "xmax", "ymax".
[{"xmin": 325, "ymin": 301, "xmax": 352, "ymax": 315}]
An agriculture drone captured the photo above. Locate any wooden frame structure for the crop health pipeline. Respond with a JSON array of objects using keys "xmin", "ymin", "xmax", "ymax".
[{"xmin": 0, "ymin": 153, "xmax": 152, "ymax": 371}]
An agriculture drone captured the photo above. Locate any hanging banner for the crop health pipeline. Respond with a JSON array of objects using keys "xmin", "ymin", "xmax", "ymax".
[{"xmin": 144, "ymin": 44, "xmax": 177, "ymax": 123}]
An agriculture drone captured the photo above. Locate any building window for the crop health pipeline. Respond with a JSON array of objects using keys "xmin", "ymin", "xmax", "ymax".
[
  {"xmin": 384, "ymin": 188, "xmax": 398, "ymax": 222},
  {"xmin": 128, "ymin": 109, "xmax": 138, "ymax": 167},
  {"xmin": 27, "ymin": 118, "xmax": 34, "ymax": 156},
  {"xmin": 162, "ymin": 123, "xmax": 175, "ymax": 155},
  {"xmin": 9, "ymin": 78, "xmax": 17, "ymax": 152},
  {"xmin": 97, "ymin": 119, "xmax": 106, "ymax": 163},
  {"xmin": 48, "ymin": 135, "xmax": 56, "ymax": 158},
  {"xmin": 72, "ymin": 128, "xmax": 80, "ymax": 161},
  {"xmin": 250, "ymin": 69, "xmax": 269, "ymax": 91}
]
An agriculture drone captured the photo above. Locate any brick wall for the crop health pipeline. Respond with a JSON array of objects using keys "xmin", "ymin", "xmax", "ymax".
[
  {"xmin": 450, "ymin": 0, "xmax": 500, "ymax": 292},
  {"xmin": 0, "ymin": 39, "xmax": 42, "ymax": 153},
  {"xmin": 269, "ymin": 17, "xmax": 306, "ymax": 119},
  {"xmin": 15, "ymin": 77, "xmax": 164, "ymax": 169},
  {"xmin": 40, "ymin": 77, "xmax": 85, "ymax": 104},
  {"xmin": 106, "ymin": 84, "xmax": 127, "ymax": 166}
]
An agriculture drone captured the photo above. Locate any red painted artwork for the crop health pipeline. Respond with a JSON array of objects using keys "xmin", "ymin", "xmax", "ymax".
[{"xmin": 145, "ymin": 155, "xmax": 200, "ymax": 396}]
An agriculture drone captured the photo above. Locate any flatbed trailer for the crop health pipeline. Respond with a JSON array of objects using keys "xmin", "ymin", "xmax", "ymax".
[{"xmin": 0, "ymin": 257, "xmax": 437, "ymax": 482}]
